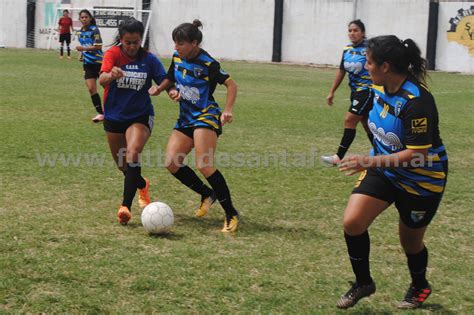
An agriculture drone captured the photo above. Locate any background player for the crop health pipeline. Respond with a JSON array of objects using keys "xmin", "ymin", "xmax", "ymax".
[
  {"xmin": 77, "ymin": 9, "xmax": 104, "ymax": 123},
  {"xmin": 57, "ymin": 9, "xmax": 73, "ymax": 59},
  {"xmin": 321, "ymin": 20, "xmax": 373, "ymax": 165},
  {"xmin": 149, "ymin": 19, "xmax": 240, "ymax": 233},
  {"xmin": 99, "ymin": 18, "xmax": 167, "ymax": 225},
  {"xmin": 336, "ymin": 35, "xmax": 448, "ymax": 309}
]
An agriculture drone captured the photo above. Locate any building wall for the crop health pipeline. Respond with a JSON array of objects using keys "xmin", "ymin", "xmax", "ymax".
[
  {"xmin": 436, "ymin": 2, "xmax": 474, "ymax": 72},
  {"xmin": 149, "ymin": 0, "xmax": 275, "ymax": 61},
  {"xmin": 0, "ymin": 0, "xmax": 27, "ymax": 48}
]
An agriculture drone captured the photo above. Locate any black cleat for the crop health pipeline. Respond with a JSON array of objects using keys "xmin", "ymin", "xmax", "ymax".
[
  {"xmin": 336, "ymin": 281, "xmax": 376, "ymax": 309},
  {"xmin": 397, "ymin": 283, "xmax": 432, "ymax": 309}
]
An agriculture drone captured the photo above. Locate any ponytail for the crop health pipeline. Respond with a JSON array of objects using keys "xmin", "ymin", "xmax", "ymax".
[{"xmin": 172, "ymin": 19, "xmax": 203, "ymax": 44}]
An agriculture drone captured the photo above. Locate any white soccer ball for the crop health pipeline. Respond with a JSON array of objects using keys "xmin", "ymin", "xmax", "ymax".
[{"xmin": 141, "ymin": 202, "xmax": 174, "ymax": 234}]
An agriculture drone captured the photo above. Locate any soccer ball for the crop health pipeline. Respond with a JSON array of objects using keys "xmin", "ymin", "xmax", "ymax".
[{"xmin": 141, "ymin": 202, "xmax": 174, "ymax": 234}]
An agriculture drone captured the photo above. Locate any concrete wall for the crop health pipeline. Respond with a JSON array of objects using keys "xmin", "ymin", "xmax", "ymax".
[
  {"xmin": 2, "ymin": 0, "xmax": 474, "ymax": 72},
  {"xmin": 0, "ymin": 0, "xmax": 27, "ymax": 48},
  {"xmin": 281, "ymin": 0, "xmax": 354, "ymax": 65},
  {"xmin": 149, "ymin": 0, "xmax": 275, "ymax": 61},
  {"xmin": 436, "ymin": 2, "xmax": 474, "ymax": 72}
]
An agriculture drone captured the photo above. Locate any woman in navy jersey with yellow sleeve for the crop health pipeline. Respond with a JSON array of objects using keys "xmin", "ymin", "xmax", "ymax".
[
  {"xmin": 99, "ymin": 18, "xmax": 166, "ymax": 225},
  {"xmin": 335, "ymin": 36, "xmax": 448, "ymax": 310},
  {"xmin": 149, "ymin": 20, "xmax": 240, "ymax": 233}
]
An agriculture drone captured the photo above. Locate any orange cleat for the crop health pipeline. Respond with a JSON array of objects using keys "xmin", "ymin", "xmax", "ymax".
[
  {"xmin": 138, "ymin": 178, "xmax": 151, "ymax": 208},
  {"xmin": 117, "ymin": 206, "xmax": 131, "ymax": 225}
]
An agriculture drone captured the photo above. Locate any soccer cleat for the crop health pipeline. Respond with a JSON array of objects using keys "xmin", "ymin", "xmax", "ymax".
[
  {"xmin": 67, "ymin": 56, "xmax": 71, "ymax": 60},
  {"xmin": 117, "ymin": 206, "xmax": 131, "ymax": 225},
  {"xmin": 321, "ymin": 154, "xmax": 341, "ymax": 166},
  {"xmin": 221, "ymin": 213, "xmax": 240, "ymax": 233},
  {"xmin": 397, "ymin": 284, "xmax": 432, "ymax": 309},
  {"xmin": 336, "ymin": 281, "xmax": 376, "ymax": 309},
  {"xmin": 195, "ymin": 191, "xmax": 217, "ymax": 218},
  {"xmin": 59, "ymin": 55, "xmax": 64, "ymax": 59},
  {"xmin": 138, "ymin": 178, "xmax": 151, "ymax": 208},
  {"xmin": 92, "ymin": 113, "xmax": 104, "ymax": 123}
]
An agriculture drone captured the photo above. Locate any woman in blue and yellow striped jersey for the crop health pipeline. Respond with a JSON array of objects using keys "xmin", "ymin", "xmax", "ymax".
[
  {"xmin": 149, "ymin": 20, "xmax": 239, "ymax": 233},
  {"xmin": 335, "ymin": 35, "xmax": 447, "ymax": 310}
]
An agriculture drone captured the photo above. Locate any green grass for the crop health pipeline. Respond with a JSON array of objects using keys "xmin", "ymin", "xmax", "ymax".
[{"xmin": 0, "ymin": 48, "xmax": 473, "ymax": 313}]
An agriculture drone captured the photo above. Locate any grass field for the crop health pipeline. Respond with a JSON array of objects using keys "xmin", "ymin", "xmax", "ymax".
[{"xmin": 1, "ymin": 48, "xmax": 473, "ymax": 313}]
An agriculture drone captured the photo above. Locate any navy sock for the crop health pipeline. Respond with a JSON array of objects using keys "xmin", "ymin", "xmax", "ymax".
[
  {"xmin": 172, "ymin": 165, "xmax": 213, "ymax": 198},
  {"xmin": 406, "ymin": 246, "xmax": 429, "ymax": 288},
  {"xmin": 344, "ymin": 231, "xmax": 373, "ymax": 285},
  {"xmin": 337, "ymin": 128, "xmax": 356, "ymax": 160},
  {"xmin": 122, "ymin": 163, "xmax": 145, "ymax": 208},
  {"xmin": 91, "ymin": 93, "xmax": 103, "ymax": 114},
  {"xmin": 206, "ymin": 170, "xmax": 238, "ymax": 219}
]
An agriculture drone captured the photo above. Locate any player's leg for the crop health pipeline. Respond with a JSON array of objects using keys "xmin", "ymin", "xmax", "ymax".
[
  {"xmin": 165, "ymin": 129, "xmax": 215, "ymax": 216},
  {"xmin": 123, "ymin": 122, "xmax": 151, "ymax": 212},
  {"xmin": 337, "ymin": 170, "xmax": 393, "ymax": 309},
  {"xmin": 194, "ymin": 128, "xmax": 239, "ymax": 232},
  {"xmin": 66, "ymin": 34, "xmax": 71, "ymax": 59},
  {"xmin": 59, "ymin": 36, "xmax": 64, "ymax": 58},
  {"xmin": 106, "ymin": 130, "xmax": 131, "ymax": 224},
  {"xmin": 84, "ymin": 75, "xmax": 103, "ymax": 122},
  {"xmin": 322, "ymin": 89, "xmax": 372, "ymax": 165},
  {"xmin": 395, "ymin": 192, "xmax": 441, "ymax": 309}
]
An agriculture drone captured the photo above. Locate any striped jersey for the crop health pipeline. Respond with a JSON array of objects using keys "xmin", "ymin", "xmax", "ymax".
[
  {"xmin": 78, "ymin": 25, "xmax": 103, "ymax": 65},
  {"xmin": 369, "ymin": 77, "xmax": 448, "ymax": 196},
  {"xmin": 339, "ymin": 40, "xmax": 372, "ymax": 92},
  {"xmin": 166, "ymin": 49, "xmax": 231, "ymax": 130},
  {"xmin": 101, "ymin": 46, "xmax": 166, "ymax": 121}
]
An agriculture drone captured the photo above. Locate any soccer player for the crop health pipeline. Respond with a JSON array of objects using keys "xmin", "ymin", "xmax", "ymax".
[
  {"xmin": 57, "ymin": 9, "xmax": 73, "ymax": 59},
  {"xmin": 335, "ymin": 35, "xmax": 448, "ymax": 309},
  {"xmin": 99, "ymin": 18, "xmax": 167, "ymax": 225},
  {"xmin": 76, "ymin": 9, "xmax": 104, "ymax": 123},
  {"xmin": 321, "ymin": 20, "xmax": 373, "ymax": 165},
  {"xmin": 149, "ymin": 20, "xmax": 240, "ymax": 233}
]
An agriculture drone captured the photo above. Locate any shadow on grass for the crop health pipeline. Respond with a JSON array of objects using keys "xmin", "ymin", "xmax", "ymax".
[
  {"xmin": 174, "ymin": 213, "xmax": 328, "ymax": 239},
  {"xmin": 347, "ymin": 303, "xmax": 454, "ymax": 314}
]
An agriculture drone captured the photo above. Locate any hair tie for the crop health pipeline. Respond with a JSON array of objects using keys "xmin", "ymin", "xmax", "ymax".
[{"xmin": 400, "ymin": 39, "xmax": 409, "ymax": 48}]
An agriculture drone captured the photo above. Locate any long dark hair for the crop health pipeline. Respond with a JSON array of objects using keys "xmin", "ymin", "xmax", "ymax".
[
  {"xmin": 79, "ymin": 9, "xmax": 96, "ymax": 27},
  {"xmin": 111, "ymin": 17, "xmax": 146, "ymax": 59},
  {"xmin": 172, "ymin": 19, "xmax": 203, "ymax": 44},
  {"xmin": 367, "ymin": 35, "xmax": 427, "ymax": 84}
]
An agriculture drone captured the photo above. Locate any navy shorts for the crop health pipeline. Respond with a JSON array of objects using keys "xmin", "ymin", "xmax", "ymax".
[
  {"xmin": 352, "ymin": 168, "xmax": 446, "ymax": 228},
  {"xmin": 175, "ymin": 126, "xmax": 221, "ymax": 139},
  {"xmin": 104, "ymin": 115, "xmax": 154, "ymax": 134},
  {"xmin": 83, "ymin": 63, "xmax": 101, "ymax": 80},
  {"xmin": 348, "ymin": 89, "xmax": 373, "ymax": 116},
  {"xmin": 59, "ymin": 33, "xmax": 71, "ymax": 45}
]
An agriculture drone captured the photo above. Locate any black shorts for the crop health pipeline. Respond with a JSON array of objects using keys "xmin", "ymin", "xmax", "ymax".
[
  {"xmin": 175, "ymin": 126, "xmax": 221, "ymax": 139},
  {"xmin": 348, "ymin": 89, "xmax": 373, "ymax": 116},
  {"xmin": 59, "ymin": 33, "xmax": 71, "ymax": 44},
  {"xmin": 83, "ymin": 63, "xmax": 102, "ymax": 80},
  {"xmin": 352, "ymin": 168, "xmax": 445, "ymax": 228},
  {"xmin": 104, "ymin": 115, "xmax": 154, "ymax": 134}
]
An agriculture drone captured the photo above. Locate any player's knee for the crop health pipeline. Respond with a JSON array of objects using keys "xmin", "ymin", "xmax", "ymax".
[
  {"xmin": 344, "ymin": 115, "xmax": 360, "ymax": 128},
  {"xmin": 343, "ymin": 218, "xmax": 366, "ymax": 235},
  {"xmin": 126, "ymin": 150, "xmax": 140, "ymax": 163},
  {"xmin": 197, "ymin": 165, "xmax": 215, "ymax": 178},
  {"xmin": 165, "ymin": 154, "xmax": 182, "ymax": 173}
]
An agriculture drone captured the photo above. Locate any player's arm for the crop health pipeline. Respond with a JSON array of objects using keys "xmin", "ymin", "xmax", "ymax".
[
  {"xmin": 99, "ymin": 50, "xmax": 124, "ymax": 86},
  {"xmin": 327, "ymin": 53, "xmax": 346, "ymax": 106},
  {"xmin": 221, "ymin": 78, "xmax": 237, "ymax": 125}
]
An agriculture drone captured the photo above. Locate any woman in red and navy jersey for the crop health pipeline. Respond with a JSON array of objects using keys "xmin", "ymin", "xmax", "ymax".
[
  {"xmin": 57, "ymin": 9, "xmax": 73, "ymax": 59},
  {"xmin": 149, "ymin": 20, "xmax": 239, "ymax": 233},
  {"xmin": 99, "ymin": 18, "xmax": 167, "ymax": 225}
]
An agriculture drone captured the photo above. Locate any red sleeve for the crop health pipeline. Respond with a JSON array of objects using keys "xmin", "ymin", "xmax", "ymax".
[{"xmin": 100, "ymin": 47, "xmax": 120, "ymax": 73}]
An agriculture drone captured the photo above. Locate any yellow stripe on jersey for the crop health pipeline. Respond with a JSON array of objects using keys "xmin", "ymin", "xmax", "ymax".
[
  {"xmin": 199, "ymin": 113, "xmax": 220, "ymax": 120},
  {"xmin": 406, "ymin": 144, "xmax": 432, "ymax": 149},
  {"xmin": 205, "ymin": 62, "xmax": 211, "ymax": 66},
  {"xmin": 197, "ymin": 117, "xmax": 219, "ymax": 129},
  {"xmin": 371, "ymin": 85, "xmax": 384, "ymax": 94},
  {"xmin": 417, "ymin": 181, "xmax": 444, "ymax": 193},
  {"xmin": 427, "ymin": 154, "xmax": 441, "ymax": 162},
  {"xmin": 399, "ymin": 183, "xmax": 420, "ymax": 195},
  {"xmin": 407, "ymin": 94, "xmax": 415, "ymax": 99},
  {"xmin": 409, "ymin": 168, "xmax": 446, "ymax": 179},
  {"xmin": 173, "ymin": 57, "xmax": 182, "ymax": 63},
  {"xmin": 200, "ymin": 104, "xmax": 217, "ymax": 113}
]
